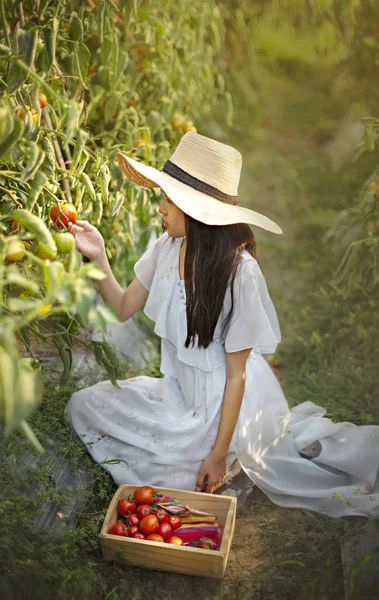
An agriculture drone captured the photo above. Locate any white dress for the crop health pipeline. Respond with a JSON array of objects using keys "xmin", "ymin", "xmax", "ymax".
[{"xmin": 65, "ymin": 233, "xmax": 379, "ymax": 518}]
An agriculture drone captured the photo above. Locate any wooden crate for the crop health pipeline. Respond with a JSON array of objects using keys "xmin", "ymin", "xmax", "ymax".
[{"xmin": 100, "ymin": 484, "xmax": 237, "ymax": 578}]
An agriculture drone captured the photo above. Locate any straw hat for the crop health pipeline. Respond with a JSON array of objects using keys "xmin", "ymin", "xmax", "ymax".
[{"xmin": 117, "ymin": 132, "xmax": 283, "ymax": 234}]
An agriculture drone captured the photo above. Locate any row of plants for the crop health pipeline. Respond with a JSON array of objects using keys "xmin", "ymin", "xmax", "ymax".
[{"xmin": 0, "ymin": 0, "xmax": 229, "ymax": 448}]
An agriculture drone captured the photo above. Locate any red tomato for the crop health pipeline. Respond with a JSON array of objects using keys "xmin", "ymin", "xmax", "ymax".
[
  {"xmin": 132, "ymin": 532, "xmax": 146, "ymax": 540},
  {"xmin": 126, "ymin": 513, "xmax": 140, "ymax": 527},
  {"xmin": 146, "ymin": 533, "xmax": 164, "ymax": 543},
  {"xmin": 166, "ymin": 536, "xmax": 183, "ymax": 545},
  {"xmin": 49, "ymin": 203, "xmax": 77, "ymax": 229},
  {"xmin": 169, "ymin": 515, "xmax": 181, "ymax": 531},
  {"xmin": 108, "ymin": 522, "xmax": 127, "ymax": 536},
  {"xmin": 157, "ymin": 522, "xmax": 172, "ymax": 540},
  {"xmin": 139, "ymin": 514, "xmax": 159, "ymax": 535},
  {"xmin": 136, "ymin": 504, "xmax": 153, "ymax": 519},
  {"xmin": 126, "ymin": 525, "xmax": 139, "ymax": 537},
  {"xmin": 134, "ymin": 485, "xmax": 155, "ymax": 505},
  {"xmin": 155, "ymin": 508, "xmax": 169, "ymax": 523},
  {"xmin": 118, "ymin": 498, "xmax": 136, "ymax": 516}
]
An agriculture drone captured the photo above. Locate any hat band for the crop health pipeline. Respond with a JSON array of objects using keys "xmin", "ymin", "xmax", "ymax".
[{"xmin": 162, "ymin": 160, "xmax": 239, "ymax": 205}]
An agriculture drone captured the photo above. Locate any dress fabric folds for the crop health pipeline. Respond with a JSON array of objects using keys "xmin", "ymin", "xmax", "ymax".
[{"xmin": 65, "ymin": 233, "xmax": 379, "ymax": 518}]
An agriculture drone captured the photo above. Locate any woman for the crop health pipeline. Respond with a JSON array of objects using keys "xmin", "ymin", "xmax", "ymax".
[{"xmin": 65, "ymin": 132, "xmax": 379, "ymax": 518}]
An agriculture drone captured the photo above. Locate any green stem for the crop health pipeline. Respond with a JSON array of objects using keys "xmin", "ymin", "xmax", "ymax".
[
  {"xmin": 19, "ymin": 420, "xmax": 44, "ymax": 454},
  {"xmin": 0, "ymin": 0, "xmax": 10, "ymax": 48},
  {"xmin": 15, "ymin": 59, "xmax": 63, "ymax": 104}
]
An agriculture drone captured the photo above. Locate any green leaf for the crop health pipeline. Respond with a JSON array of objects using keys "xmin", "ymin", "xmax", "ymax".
[
  {"xmin": 0, "ymin": 115, "xmax": 24, "ymax": 159},
  {"xmin": 43, "ymin": 18, "xmax": 59, "ymax": 69},
  {"xmin": 0, "ymin": 347, "xmax": 16, "ymax": 435},
  {"xmin": 5, "ymin": 273, "xmax": 39, "ymax": 294},
  {"xmin": 7, "ymin": 29, "xmax": 38, "ymax": 93},
  {"xmin": 111, "ymin": 191, "xmax": 124, "ymax": 217},
  {"xmin": 9, "ymin": 209, "xmax": 57, "ymax": 256},
  {"xmin": 68, "ymin": 13, "xmax": 83, "ymax": 42},
  {"xmin": 102, "ymin": 358, "xmax": 121, "ymax": 388},
  {"xmin": 96, "ymin": 303, "xmax": 121, "ymax": 326},
  {"xmin": 81, "ymin": 172, "xmax": 96, "ymax": 200},
  {"xmin": 74, "ymin": 42, "xmax": 90, "ymax": 86},
  {"xmin": 101, "ymin": 340, "xmax": 120, "ymax": 370},
  {"xmin": 63, "ymin": 101, "xmax": 81, "ymax": 149},
  {"xmin": 364, "ymin": 126, "xmax": 376, "ymax": 152},
  {"xmin": 78, "ymin": 263, "xmax": 107, "ymax": 280},
  {"xmin": 76, "ymin": 291, "xmax": 94, "ymax": 326}
]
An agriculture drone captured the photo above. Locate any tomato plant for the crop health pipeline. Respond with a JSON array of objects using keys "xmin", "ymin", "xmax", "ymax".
[
  {"xmin": 139, "ymin": 514, "xmax": 159, "ymax": 535},
  {"xmin": 134, "ymin": 486, "xmax": 155, "ymax": 505}
]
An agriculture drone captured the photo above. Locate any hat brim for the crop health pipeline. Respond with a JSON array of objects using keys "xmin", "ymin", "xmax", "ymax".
[{"xmin": 117, "ymin": 153, "xmax": 283, "ymax": 234}]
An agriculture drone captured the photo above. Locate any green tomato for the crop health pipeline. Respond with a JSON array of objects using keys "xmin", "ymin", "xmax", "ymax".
[{"xmin": 53, "ymin": 232, "xmax": 75, "ymax": 255}]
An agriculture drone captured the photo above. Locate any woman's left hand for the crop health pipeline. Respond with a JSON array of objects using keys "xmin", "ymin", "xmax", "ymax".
[{"xmin": 195, "ymin": 452, "xmax": 227, "ymax": 493}]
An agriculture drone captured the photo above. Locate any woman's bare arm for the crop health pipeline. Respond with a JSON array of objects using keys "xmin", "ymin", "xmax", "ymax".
[{"xmin": 94, "ymin": 253, "xmax": 149, "ymax": 322}]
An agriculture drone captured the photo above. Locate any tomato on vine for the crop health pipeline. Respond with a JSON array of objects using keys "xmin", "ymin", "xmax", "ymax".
[
  {"xmin": 53, "ymin": 232, "xmax": 75, "ymax": 254},
  {"xmin": 50, "ymin": 203, "xmax": 78, "ymax": 229},
  {"xmin": 5, "ymin": 239, "xmax": 25, "ymax": 262}
]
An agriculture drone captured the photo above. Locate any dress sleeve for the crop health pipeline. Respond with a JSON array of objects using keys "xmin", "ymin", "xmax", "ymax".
[
  {"xmin": 223, "ymin": 257, "xmax": 281, "ymax": 354},
  {"xmin": 134, "ymin": 232, "xmax": 169, "ymax": 291}
]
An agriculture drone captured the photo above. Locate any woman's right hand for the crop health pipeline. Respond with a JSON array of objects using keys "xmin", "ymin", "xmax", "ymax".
[{"xmin": 67, "ymin": 220, "xmax": 106, "ymax": 262}]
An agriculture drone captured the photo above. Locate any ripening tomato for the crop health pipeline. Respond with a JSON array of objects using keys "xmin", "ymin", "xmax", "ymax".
[
  {"xmin": 132, "ymin": 532, "xmax": 146, "ymax": 540},
  {"xmin": 155, "ymin": 508, "xmax": 169, "ymax": 523},
  {"xmin": 50, "ymin": 203, "xmax": 77, "ymax": 229},
  {"xmin": 126, "ymin": 513, "xmax": 140, "ymax": 528},
  {"xmin": 157, "ymin": 522, "xmax": 172, "ymax": 540},
  {"xmin": 166, "ymin": 536, "xmax": 183, "ymax": 545},
  {"xmin": 169, "ymin": 515, "xmax": 181, "ymax": 531},
  {"xmin": 134, "ymin": 485, "xmax": 155, "ymax": 505},
  {"xmin": 5, "ymin": 239, "xmax": 25, "ymax": 262},
  {"xmin": 139, "ymin": 514, "xmax": 159, "ymax": 535},
  {"xmin": 136, "ymin": 504, "xmax": 153, "ymax": 519},
  {"xmin": 126, "ymin": 525, "xmax": 139, "ymax": 537},
  {"xmin": 108, "ymin": 522, "xmax": 127, "ymax": 536},
  {"xmin": 118, "ymin": 498, "xmax": 136, "ymax": 516},
  {"xmin": 38, "ymin": 93, "xmax": 48, "ymax": 108},
  {"xmin": 146, "ymin": 533, "xmax": 164, "ymax": 543}
]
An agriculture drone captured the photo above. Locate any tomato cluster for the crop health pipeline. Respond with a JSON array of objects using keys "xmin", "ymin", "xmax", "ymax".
[{"xmin": 107, "ymin": 486, "xmax": 182, "ymax": 545}]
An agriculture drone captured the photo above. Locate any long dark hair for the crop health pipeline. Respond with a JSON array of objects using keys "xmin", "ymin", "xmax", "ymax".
[{"xmin": 182, "ymin": 215, "xmax": 257, "ymax": 349}]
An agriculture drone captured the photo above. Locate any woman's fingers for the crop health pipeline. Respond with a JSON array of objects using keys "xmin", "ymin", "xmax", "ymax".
[{"xmin": 75, "ymin": 219, "xmax": 96, "ymax": 231}]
